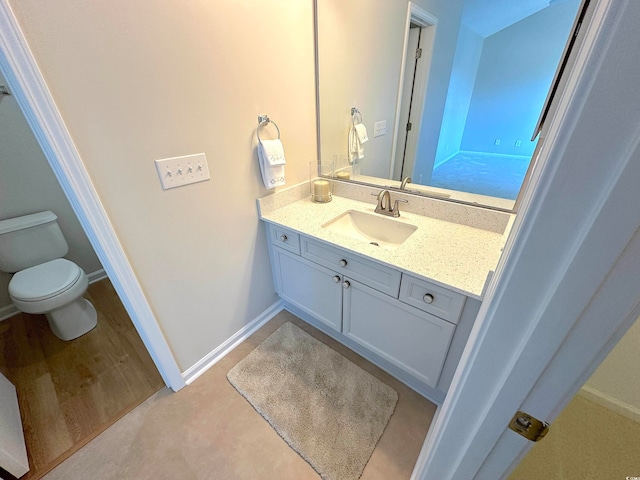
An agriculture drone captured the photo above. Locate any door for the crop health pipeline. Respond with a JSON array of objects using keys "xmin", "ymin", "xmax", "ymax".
[
  {"xmin": 389, "ymin": 4, "xmax": 437, "ymax": 181},
  {"xmin": 393, "ymin": 25, "xmax": 420, "ymax": 181},
  {"xmin": 411, "ymin": 1, "xmax": 640, "ymax": 478},
  {"xmin": 275, "ymin": 248, "xmax": 343, "ymax": 332},
  {"xmin": 342, "ymin": 278, "xmax": 455, "ymax": 388},
  {"xmin": 508, "ymin": 318, "xmax": 640, "ymax": 479}
]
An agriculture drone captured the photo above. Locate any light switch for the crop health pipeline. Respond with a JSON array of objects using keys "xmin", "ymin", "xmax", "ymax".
[
  {"xmin": 155, "ymin": 153, "xmax": 210, "ymax": 190},
  {"xmin": 374, "ymin": 121, "xmax": 387, "ymax": 137}
]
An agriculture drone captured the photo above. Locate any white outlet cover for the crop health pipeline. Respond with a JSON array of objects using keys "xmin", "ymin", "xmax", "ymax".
[
  {"xmin": 155, "ymin": 153, "xmax": 210, "ymax": 190},
  {"xmin": 374, "ymin": 120, "xmax": 387, "ymax": 137}
]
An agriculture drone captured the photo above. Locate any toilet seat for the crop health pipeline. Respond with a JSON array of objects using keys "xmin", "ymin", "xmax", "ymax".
[{"xmin": 9, "ymin": 258, "xmax": 82, "ymax": 301}]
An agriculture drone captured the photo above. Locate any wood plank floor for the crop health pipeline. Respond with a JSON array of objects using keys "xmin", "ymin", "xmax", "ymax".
[{"xmin": 0, "ymin": 279, "xmax": 164, "ymax": 479}]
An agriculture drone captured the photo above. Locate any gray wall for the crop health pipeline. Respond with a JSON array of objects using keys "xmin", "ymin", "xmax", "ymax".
[
  {"xmin": 0, "ymin": 71, "xmax": 103, "ymax": 314},
  {"xmin": 460, "ymin": 1, "xmax": 579, "ymax": 156},
  {"xmin": 433, "ymin": 24, "xmax": 484, "ymax": 168}
]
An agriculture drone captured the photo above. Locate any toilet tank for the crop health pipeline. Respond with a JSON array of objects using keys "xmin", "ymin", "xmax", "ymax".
[{"xmin": 0, "ymin": 211, "xmax": 69, "ymax": 273}]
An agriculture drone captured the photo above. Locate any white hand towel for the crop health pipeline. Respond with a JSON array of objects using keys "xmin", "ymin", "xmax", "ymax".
[
  {"xmin": 349, "ymin": 127, "xmax": 365, "ymax": 163},
  {"xmin": 259, "ymin": 139, "xmax": 286, "ymax": 166},
  {"xmin": 258, "ymin": 140, "xmax": 286, "ymax": 189},
  {"xmin": 354, "ymin": 123, "xmax": 368, "ymax": 144}
]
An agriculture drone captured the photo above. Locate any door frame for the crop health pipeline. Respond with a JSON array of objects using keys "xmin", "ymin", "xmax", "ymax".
[
  {"xmin": 389, "ymin": 2, "xmax": 437, "ymax": 180},
  {"xmin": 412, "ymin": 0, "xmax": 640, "ymax": 478},
  {"xmin": 0, "ymin": 1, "xmax": 185, "ymax": 392}
]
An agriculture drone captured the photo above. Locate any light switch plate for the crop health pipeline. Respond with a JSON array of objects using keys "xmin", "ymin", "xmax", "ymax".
[
  {"xmin": 374, "ymin": 121, "xmax": 387, "ymax": 137},
  {"xmin": 155, "ymin": 153, "xmax": 210, "ymax": 190}
]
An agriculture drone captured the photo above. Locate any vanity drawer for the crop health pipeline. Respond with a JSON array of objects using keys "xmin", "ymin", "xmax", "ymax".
[
  {"xmin": 399, "ymin": 274, "xmax": 465, "ymax": 324},
  {"xmin": 269, "ymin": 224, "xmax": 301, "ymax": 255},
  {"xmin": 301, "ymin": 237, "xmax": 401, "ymax": 297}
]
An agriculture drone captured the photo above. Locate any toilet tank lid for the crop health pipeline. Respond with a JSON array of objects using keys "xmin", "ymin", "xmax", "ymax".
[{"xmin": 0, "ymin": 211, "xmax": 57, "ymax": 235}]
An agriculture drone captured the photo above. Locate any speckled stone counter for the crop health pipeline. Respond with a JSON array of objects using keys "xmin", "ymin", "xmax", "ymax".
[{"xmin": 258, "ymin": 185, "xmax": 514, "ymax": 299}]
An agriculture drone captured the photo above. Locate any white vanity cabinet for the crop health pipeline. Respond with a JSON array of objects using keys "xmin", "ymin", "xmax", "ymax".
[
  {"xmin": 266, "ymin": 223, "xmax": 477, "ymax": 401},
  {"xmin": 342, "ymin": 279, "xmax": 455, "ymax": 389},
  {"xmin": 274, "ymin": 248, "xmax": 343, "ymax": 331}
]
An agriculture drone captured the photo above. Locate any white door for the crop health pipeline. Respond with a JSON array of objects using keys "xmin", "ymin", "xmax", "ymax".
[
  {"xmin": 275, "ymin": 248, "xmax": 343, "ymax": 332},
  {"xmin": 393, "ymin": 25, "xmax": 420, "ymax": 182},
  {"xmin": 412, "ymin": 1, "xmax": 640, "ymax": 478}
]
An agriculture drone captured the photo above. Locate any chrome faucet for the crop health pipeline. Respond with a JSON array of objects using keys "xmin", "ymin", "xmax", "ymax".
[
  {"xmin": 374, "ymin": 189, "xmax": 408, "ymax": 217},
  {"xmin": 400, "ymin": 177, "xmax": 412, "ymax": 190}
]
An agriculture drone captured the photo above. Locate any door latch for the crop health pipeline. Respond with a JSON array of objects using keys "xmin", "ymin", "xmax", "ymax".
[{"xmin": 508, "ymin": 410, "xmax": 550, "ymax": 442}]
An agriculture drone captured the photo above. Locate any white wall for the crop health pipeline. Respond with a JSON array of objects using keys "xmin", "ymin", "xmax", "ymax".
[
  {"xmin": 317, "ymin": 0, "xmax": 465, "ymax": 183},
  {"xmin": 0, "ymin": 70, "xmax": 102, "ymax": 314},
  {"xmin": 8, "ymin": 0, "xmax": 317, "ymax": 372},
  {"xmin": 317, "ymin": 0, "xmax": 407, "ymax": 178},
  {"xmin": 583, "ymin": 316, "xmax": 640, "ymax": 421}
]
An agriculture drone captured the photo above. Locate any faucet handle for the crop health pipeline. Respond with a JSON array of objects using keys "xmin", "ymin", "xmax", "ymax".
[{"xmin": 391, "ymin": 198, "xmax": 408, "ymax": 217}]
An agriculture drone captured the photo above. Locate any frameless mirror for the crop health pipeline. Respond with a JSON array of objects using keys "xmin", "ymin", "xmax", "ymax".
[{"xmin": 315, "ymin": 0, "xmax": 583, "ymax": 211}]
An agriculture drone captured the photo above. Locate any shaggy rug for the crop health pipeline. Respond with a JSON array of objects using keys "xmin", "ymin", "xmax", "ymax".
[{"xmin": 227, "ymin": 322, "xmax": 398, "ymax": 480}]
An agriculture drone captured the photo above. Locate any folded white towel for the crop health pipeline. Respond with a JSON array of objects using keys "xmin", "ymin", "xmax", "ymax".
[
  {"xmin": 259, "ymin": 139, "xmax": 286, "ymax": 166},
  {"xmin": 258, "ymin": 140, "xmax": 286, "ymax": 189},
  {"xmin": 354, "ymin": 123, "xmax": 368, "ymax": 144},
  {"xmin": 349, "ymin": 127, "xmax": 365, "ymax": 163}
]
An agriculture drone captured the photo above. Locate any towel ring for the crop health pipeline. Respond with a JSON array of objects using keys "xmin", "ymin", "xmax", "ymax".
[
  {"xmin": 351, "ymin": 107, "xmax": 363, "ymax": 127},
  {"xmin": 257, "ymin": 115, "xmax": 281, "ymax": 144}
]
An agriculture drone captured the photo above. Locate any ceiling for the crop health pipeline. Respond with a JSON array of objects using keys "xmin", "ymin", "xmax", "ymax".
[{"xmin": 462, "ymin": 0, "xmax": 553, "ymax": 37}]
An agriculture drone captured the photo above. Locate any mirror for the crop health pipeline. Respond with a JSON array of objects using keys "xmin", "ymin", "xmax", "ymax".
[{"xmin": 316, "ymin": 0, "xmax": 583, "ymax": 211}]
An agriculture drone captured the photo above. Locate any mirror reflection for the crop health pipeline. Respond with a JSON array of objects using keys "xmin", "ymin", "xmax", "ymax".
[{"xmin": 316, "ymin": 0, "xmax": 582, "ymax": 210}]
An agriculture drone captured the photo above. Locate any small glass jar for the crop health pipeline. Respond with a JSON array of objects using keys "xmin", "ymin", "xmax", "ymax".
[{"xmin": 310, "ymin": 162, "xmax": 333, "ymax": 203}]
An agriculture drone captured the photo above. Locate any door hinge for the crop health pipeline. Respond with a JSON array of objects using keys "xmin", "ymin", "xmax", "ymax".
[
  {"xmin": 406, "ymin": 122, "xmax": 412, "ymax": 132},
  {"xmin": 509, "ymin": 411, "xmax": 550, "ymax": 442},
  {"xmin": 415, "ymin": 48, "xmax": 422, "ymax": 60}
]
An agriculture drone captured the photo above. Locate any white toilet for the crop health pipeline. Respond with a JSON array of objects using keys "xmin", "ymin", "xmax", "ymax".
[{"xmin": 0, "ymin": 211, "xmax": 97, "ymax": 341}]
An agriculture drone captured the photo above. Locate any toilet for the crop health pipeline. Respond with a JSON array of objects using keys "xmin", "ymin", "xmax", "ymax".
[{"xmin": 0, "ymin": 211, "xmax": 97, "ymax": 341}]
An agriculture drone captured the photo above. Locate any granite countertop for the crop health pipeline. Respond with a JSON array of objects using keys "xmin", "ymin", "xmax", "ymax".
[{"xmin": 259, "ymin": 194, "xmax": 510, "ymax": 299}]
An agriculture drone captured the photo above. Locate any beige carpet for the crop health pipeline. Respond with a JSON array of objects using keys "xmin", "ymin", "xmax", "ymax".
[
  {"xmin": 227, "ymin": 322, "xmax": 398, "ymax": 480},
  {"xmin": 41, "ymin": 312, "xmax": 435, "ymax": 480}
]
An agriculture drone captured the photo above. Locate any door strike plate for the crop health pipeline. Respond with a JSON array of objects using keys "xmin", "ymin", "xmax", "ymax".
[{"xmin": 508, "ymin": 410, "xmax": 550, "ymax": 442}]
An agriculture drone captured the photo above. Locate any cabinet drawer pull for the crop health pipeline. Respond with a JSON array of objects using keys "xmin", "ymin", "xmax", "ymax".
[
  {"xmin": 423, "ymin": 293, "xmax": 435, "ymax": 304},
  {"xmin": 339, "ymin": 259, "xmax": 348, "ymax": 267},
  {"xmin": 343, "ymin": 280, "xmax": 351, "ymax": 289},
  {"xmin": 280, "ymin": 234, "xmax": 288, "ymax": 242},
  {"xmin": 332, "ymin": 275, "xmax": 341, "ymax": 283}
]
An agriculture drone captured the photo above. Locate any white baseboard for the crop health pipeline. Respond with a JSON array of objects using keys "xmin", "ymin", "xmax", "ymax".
[
  {"xmin": 0, "ymin": 268, "xmax": 109, "ymax": 322},
  {"xmin": 88, "ymin": 268, "xmax": 108, "ymax": 284},
  {"xmin": 0, "ymin": 304, "xmax": 18, "ymax": 322},
  {"xmin": 433, "ymin": 151, "xmax": 459, "ymax": 170},
  {"xmin": 578, "ymin": 385, "xmax": 640, "ymax": 424},
  {"xmin": 182, "ymin": 300, "xmax": 284, "ymax": 386}
]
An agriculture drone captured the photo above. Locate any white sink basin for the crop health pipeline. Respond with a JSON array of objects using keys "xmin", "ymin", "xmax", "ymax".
[{"xmin": 321, "ymin": 210, "xmax": 417, "ymax": 249}]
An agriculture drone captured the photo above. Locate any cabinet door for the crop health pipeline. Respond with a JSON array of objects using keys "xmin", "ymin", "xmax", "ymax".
[
  {"xmin": 343, "ymin": 279, "xmax": 455, "ymax": 388},
  {"xmin": 274, "ymin": 248, "xmax": 343, "ymax": 331}
]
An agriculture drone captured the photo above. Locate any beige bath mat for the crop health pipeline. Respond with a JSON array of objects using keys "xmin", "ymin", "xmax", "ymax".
[{"xmin": 227, "ymin": 322, "xmax": 398, "ymax": 480}]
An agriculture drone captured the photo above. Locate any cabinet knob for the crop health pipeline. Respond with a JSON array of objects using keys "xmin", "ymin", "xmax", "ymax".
[
  {"xmin": 280, "ymin": 234, "xmax": 288, "ymax": 242},
  {"xmin": 343, "ymin": 280, "xmax": 351, "ymax": 289},
  {"xmin": 423, "ymin": 293, "xmax": 435, "ymax": 304},
  {"xmin": 339, "ymin": 259, "xmax": 348, "ymax": 267},
  {"xmin": 332, "ymin": 275, "xmax": 341, "ymax": 283}
]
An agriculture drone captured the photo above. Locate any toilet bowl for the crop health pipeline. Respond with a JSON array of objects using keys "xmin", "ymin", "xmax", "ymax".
[
  {"xmin": 0, "ymin": 211, "xmax": 98, "ymax": 341},
  {"xmin": 9, "ymin": 259, "xmax": 97, "ymax": 341}
]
